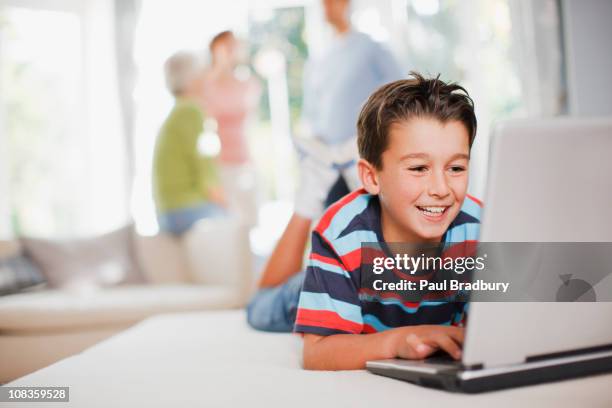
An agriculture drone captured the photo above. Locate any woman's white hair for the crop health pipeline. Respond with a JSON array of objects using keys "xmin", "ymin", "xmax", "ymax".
[{"xmin": 164, "ymin": 51, "xmax": 203, "ymax": 97}]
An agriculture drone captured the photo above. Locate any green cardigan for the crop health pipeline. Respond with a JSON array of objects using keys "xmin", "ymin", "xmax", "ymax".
[{"xmin": 153, "ymin": 99, "xmax": 218, "ymax": 213}]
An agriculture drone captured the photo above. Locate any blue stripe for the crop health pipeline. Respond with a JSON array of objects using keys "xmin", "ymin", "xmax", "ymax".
[
  {"xmin": 298, "ymin": 291, "xmax": 363, "ymax": 325},
  {"xmin": 363, "ymin": 314, "xmax": 391, "ymax": 332},
  {"xmin": 332, "ymin": 230, "xmax": 378, "ymax": 256},
  {"xmin": 322, "ymin": 194, "xmax": 371, "ymax": 241},
  {"xmin": 309, "ymin": 259, "xmax": 350, "ymax": 278},
  {"xmin": 452, "ymin": 311, "xmax": 463, "ymax": 325},
  {"xmin": 454, "ymin": 302, "xmax": 469, "ymax": 325},
  {"xmin": 445, "ymin": 222, "xmax": 480, "ymax": 243},
  {"xmin": 461, "ymin": 197, "xmax": 482, "ymax": 221}
]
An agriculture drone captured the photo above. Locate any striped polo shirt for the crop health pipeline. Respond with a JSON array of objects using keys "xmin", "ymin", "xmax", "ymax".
[{"xmin": 294, "ymin": 188, "xmax": 482, "ymax": 336}]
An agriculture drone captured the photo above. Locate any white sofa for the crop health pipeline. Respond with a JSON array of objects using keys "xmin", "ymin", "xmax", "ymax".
[
  {"xmin": 5, "ymin": 310, "xmax": 612, "ymax": 407},
  {"xmin": 0, "ymin": 218, "xmax": 254, "ymax": 383}
]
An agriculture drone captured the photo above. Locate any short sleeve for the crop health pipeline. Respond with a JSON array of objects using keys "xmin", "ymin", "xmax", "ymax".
[{"xmin": 294, "ymin": 231, "xmax": 364, "ymax": 336}]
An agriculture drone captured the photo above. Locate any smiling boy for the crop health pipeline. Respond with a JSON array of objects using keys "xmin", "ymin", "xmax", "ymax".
[{"xmin": 294, "ymin": 73, "xmax": 481, "ymax": 370}]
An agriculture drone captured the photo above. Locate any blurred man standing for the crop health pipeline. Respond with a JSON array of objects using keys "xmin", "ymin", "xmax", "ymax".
[
  {"xmin": 153, "ymin": 51, "xmax": 225, "ymax": 236},
  {"xmin": 250, "ymin": 0, "xmax": 403, "ymax": 300},
  {"xmin": 294, "ymin": 0, "xmax": 403, "ymax": 220}
]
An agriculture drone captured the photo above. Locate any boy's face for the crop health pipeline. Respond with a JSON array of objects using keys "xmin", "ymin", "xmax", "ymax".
[{"xmin": 365, "ymin": 118, "xmax": 470, "ymax": 243}]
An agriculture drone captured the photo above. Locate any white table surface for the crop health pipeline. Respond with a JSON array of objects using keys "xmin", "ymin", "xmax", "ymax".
[{"xmin": 6, "ymin": 310, "xmax": 612, "ymax": 408}]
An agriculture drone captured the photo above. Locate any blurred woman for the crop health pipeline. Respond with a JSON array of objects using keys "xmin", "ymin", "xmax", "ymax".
[
  {"xmin": 153, "ymin": 51, "xmax": 225, "ymax": 236},
  {"xmin": 202, "ymin": 31, "xmax": 261, "ymax": 226}
]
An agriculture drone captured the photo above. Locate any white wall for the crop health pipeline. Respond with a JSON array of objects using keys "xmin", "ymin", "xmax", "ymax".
[
  {"xmin": 0, "ymin": 27, "xmax": 10, "ymax": 239},
  {"xmin": 562, "ymin": 0, "xmax": 612, "ymax": 116}
]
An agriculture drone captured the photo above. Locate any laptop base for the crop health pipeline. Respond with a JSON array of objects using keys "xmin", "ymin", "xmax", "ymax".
[{"xmin": 366, "ymin": 349, "xmax": 612, "ymax": 393}]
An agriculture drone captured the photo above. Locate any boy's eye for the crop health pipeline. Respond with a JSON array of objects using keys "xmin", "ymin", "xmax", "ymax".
[
  {"xmin": 449, "ymin": 166, "xmax": 466, "ymax": 173},
  {"xmin": 409, "ymin": 166, "xmax": 428, "ymax": 173}
]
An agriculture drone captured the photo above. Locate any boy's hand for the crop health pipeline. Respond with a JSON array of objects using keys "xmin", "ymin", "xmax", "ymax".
[
  {"xmin": 393, "ymin": 326, "xmax": 465, "ymax": 361},
  {"xmin": 301, "ymin": 326, "xmax": 464, "ymax": 371}
]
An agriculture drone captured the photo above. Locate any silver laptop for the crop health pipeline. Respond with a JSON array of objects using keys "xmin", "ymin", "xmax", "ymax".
[{"xmin": 366, "ymin": 117, "xmax": 612, "ymax": 393}]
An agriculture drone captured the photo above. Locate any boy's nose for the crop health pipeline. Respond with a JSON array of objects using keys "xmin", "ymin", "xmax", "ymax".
[{"xmin": 428, "ymin": 171, "xmax": 451, "ymax": 198}]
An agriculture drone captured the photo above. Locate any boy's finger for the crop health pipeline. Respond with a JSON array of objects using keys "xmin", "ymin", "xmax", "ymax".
[
  {"xmin": 445, "ymin": 326, "xmax": 465, "ymax": 345},
  {"xmin": 402, "ymin": 334, "xmax": 434, "ymax": 359},
  {"xmin": 433, "ymin": 334, "xmax": 462, "ymax": 360}
]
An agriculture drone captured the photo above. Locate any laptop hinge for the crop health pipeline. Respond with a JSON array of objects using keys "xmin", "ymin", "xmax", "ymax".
[
  {"xmin": 467, "ymin": 350, "xmax": 526, "ymax": 369},
  {"xmin": 481, "ymin": 354, "xmax": 526, "ymax": 369},
  {"xmin": 479, "ymin": 344, "xmax": 612, "ymax": 369}
]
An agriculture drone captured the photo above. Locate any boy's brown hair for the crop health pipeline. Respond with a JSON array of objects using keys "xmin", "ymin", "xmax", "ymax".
[{"xmin": 357, "ymin": 72, "xmax": 477, "ymax": 169}]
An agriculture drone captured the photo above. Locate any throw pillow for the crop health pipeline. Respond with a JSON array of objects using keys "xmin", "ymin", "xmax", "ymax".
[{"xmin": 22, "ymin": 225, "xmax": 145, "ymax": 289}]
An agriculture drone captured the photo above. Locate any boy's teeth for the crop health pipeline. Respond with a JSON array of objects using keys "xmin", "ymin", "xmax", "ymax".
[{"xmin": 420, "ymin": 206, "xmax": 445, "ymax": 214}]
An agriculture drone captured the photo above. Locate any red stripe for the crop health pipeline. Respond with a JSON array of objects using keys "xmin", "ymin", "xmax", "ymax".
[
  {"xmin": 317, "ymin": 232, "xmax": 347, "ymax": 272},
  {"xmin": 295, "ymin": 308, "xmax": 363, "ymax": 334},
  {"xmin": 309, "ymin": 252, "xmax": 342, "ymax": 267},
  {"xmin": 340, "ymin": 248, "xmax": 363, "ymax": 272},
  {"xmin": 315, "ymin": 188, "xmax": 367, "ymax": 235},
  {"xmin": 466, "ymin": 194, "xmax": 483, "ymax": 207},
  {"xmin": 441, "ymin": 240, "xmax": 479, "ymax": 259},
  {"xmin": 316, "ymin": 231, "xmax": 363, "ymax": 273},
  {"xmin": 360, "ymin": 246, "xmax": 386, "ymax": 264},
  {"xmin": 362, "ymin": 324, "xmax": 377, "ymax": 334}
]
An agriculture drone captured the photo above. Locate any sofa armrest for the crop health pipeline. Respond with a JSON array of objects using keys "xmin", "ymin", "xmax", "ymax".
[
  {"xmin": 134, "ymin": 232, "xmax": 192, "ymax": 284},
  {"xmin": 182, "ymin": 217, "xmax": 254, "ymax": 305}
]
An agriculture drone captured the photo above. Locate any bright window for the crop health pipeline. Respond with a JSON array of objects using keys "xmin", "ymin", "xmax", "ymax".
[
  {"xmin": 0, "ymin": 1, "xmax": 128, "ymax": 238},
  {"xmin": 401, "ymin": 0, "xmax": 526, "ymax": 197},
  {"xmin": 1, "ymin": 7, "xmax": 84, "ymax": 237}
]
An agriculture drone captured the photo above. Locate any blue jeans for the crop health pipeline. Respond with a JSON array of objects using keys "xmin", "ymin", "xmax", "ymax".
[
  {"xmin": 246, "ymin": 176, "xmax": 345, "ymax": 332},
  {"xmin": 246, "ymin": 271, "xmax": 306, "ymax": 332},
  {"xmin": 157, "ymin": 203, "xmax": 225, "ymax": 236}
]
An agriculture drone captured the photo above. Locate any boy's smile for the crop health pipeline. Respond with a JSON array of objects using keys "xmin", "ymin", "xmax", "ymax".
[
  {"xmin": 361, "ymin": 117, "xmax": 471, "ymax": 243},
  {"xmin": 416, "ymin": 205, "xmax": 451, "ymax": 220}
]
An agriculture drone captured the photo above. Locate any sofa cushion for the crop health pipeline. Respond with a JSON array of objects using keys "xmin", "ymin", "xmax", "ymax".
[
  {"xmin": 0, "ymin": 284, "xmax": 241, "ymax": 332},
  {"xmin": 0, "ymin": 240, "xmax": 45, "ymax": 296},
  {"xmin": 0, "ymin": 255, "xmax": 45, "ymax": 296},
  {"xmin": 21, "ymin": 225, "xmax": 145, "ymax": 289},
  {"xmin": 182, "ymin": 217, "xmax": 252, "ymax": 289},
  {"xmin": 133, "ymin": 233, "xmax": 192, "ymax": 284}
]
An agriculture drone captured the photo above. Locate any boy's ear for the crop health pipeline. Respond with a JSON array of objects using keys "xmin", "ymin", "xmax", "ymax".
[{"xmin": 358, "ymin": 159, "xmax": 380, "ymax": 195}]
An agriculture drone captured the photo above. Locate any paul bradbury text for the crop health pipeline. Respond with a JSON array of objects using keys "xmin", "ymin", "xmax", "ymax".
[{"xmin": 371, "ymin": 279, "xmax": 510, "ymax": 294}]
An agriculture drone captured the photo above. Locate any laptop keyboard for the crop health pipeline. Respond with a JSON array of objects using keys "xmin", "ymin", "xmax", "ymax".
[{"xmin": 424, "ymin": 354, "xmax": 464, "ymax": 368}]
